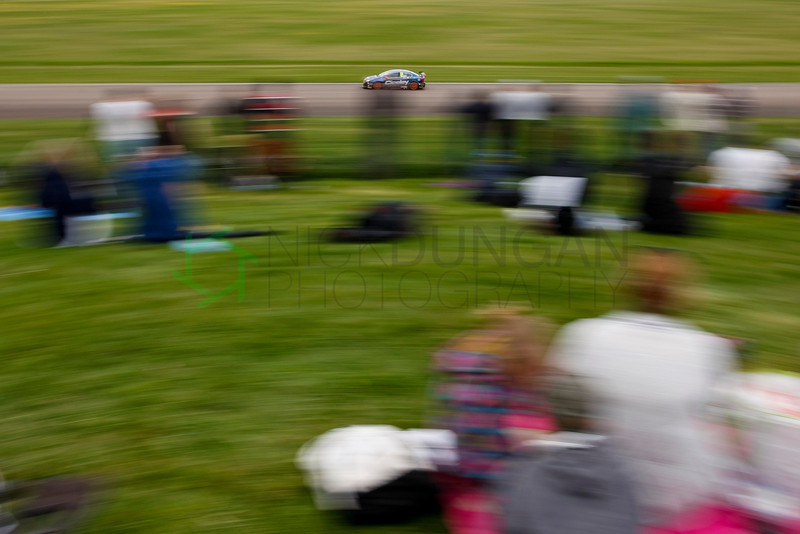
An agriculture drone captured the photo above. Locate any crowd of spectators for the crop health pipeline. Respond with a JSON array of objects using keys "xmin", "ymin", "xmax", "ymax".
[{"xmin": 429, "ymin": 248, "xmax": 800, "ymax": 534}]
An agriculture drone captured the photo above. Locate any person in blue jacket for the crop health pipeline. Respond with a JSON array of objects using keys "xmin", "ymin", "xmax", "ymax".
[{"xmin": 128, "ymin": 145, "xmax": 197, "ymax": 242}]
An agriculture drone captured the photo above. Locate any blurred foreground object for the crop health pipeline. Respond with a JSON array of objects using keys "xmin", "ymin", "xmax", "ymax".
[
  {"xmin": 296, "ymin": 425, "xmax": 443, "ymax": 524},
  {"xmin": 548, "ymin": 248, "xmax": 749, "ymax": 531},
  {"xmin": 502, "ymin": 373, "xmax": 639, "ymax": 534},
  {"xmin": 430, "ymin": 311, "xmax": 554, "ymax": 534},
  {"xmin": 717, "ymin": 371, "xmax": 800, "ymax": 533},
  {"xmin": 0, "ymin": 476, "xmax": 95, "ymax": 534}
]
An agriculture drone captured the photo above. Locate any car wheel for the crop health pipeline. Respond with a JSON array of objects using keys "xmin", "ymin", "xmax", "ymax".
[
  {"xmin": 372, "ymin": 82, "xmax": 383, "ymax": 90},
  {"xmin": 408, "ymin": 82, "xmax": 419, "ymax": 91}
]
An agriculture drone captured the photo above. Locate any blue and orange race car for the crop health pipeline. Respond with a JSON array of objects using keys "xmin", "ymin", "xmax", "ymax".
[{"xmin": 362, "ymin": 69, "xmax": 426, "ymax": 90}]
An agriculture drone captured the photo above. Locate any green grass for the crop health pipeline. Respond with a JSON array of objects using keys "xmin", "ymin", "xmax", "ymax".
[
  {"xmin": 1, "ymin": 0, "xmax": 799, "ymax": 83},
  {"xmin": 2, "ymin": 116, "xmax": 800, "ymax": 533}
]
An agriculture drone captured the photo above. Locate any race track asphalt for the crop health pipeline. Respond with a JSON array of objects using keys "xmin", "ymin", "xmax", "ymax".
[{"xmin": 0, "ymin": 82, "xmax": 797, "ymax": 119}]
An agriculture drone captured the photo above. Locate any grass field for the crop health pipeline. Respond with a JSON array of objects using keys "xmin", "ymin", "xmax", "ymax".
[
  {"xmin": 2, "ymin": 0, "xmax": 799, "ymax": 83},
  {"xmin": 1, "ymin": 114, "xmax": 800, "ymax": 533},
  {"xmin": 2, "ymin": 1, "xmax": 799, "ymax": 531}
]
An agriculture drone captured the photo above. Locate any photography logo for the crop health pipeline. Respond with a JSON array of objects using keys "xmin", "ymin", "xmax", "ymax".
[{"xmin": 173, "ymin": 230, "xmax": 258, "ymax": 308}]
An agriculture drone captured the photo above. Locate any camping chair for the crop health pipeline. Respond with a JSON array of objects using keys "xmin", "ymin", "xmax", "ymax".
[
  {"xmin": 517, "ymin": 175, "xmax": 588, "ymax": 234},
  {"xmin": 0, "ymin": 477, "xmax": 95, "ymax": 534}
]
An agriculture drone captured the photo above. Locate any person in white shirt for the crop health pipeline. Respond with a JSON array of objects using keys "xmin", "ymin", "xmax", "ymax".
[
  {"xmin": 491, "ymin": 85, "xmax": 551, "ymax": 153},
  {"xmin": 707, "ymin": 145, "xmax": 790, "ymax": 193},
  {"xmin": 661, "ymin": 85, "xmax": 728, "ymax": 162},
  {"xmin": 547, "ymin": 248, "xmax": 748, "ymax": 533},
  {"xmin": 90, "ymin": 90, "xmax": 158, "ymax": 162}
]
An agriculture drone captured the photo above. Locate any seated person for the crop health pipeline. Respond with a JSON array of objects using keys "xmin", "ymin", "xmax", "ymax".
[
  {"xmin": 125, "ymin": 145, "xmax": 197, "ymax": 242},
  {"xmin": 705, "ymin": 138, "xmax": 791, "ymax": 210},
  {"xmin": 430, "ymin": 310, "xmax": 554, "ymax": 534},
  {"xmin": 502, "ymin": 373, "xmax": 639, "ymax": 534},
  {"xmin": 546, "ymin": 248, "xmax": 749, "ymax": 533},
  {"xmin": 35, "ymin": 141, "xmax": 97, "ymax": 245},
  {"xmin": 713, "ymin": 371, "xmax": 800, "ymax": 533}
]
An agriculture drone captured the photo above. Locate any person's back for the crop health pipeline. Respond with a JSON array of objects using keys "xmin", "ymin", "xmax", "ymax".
[
  {"xmin": 708, "ymin": 146, "xmax": 790, "ymax": 193},
  {"xmin": 91, "ymin": 95, "xmax": 157, "ymax": 162},
  {"xmin": 661, "ymin": 87, "xmax": 709, "ymax": 132},
  {"xmin": 492, "ymin": 90, "xmax": 550, "ymax": 122},
  {"xmin": 91, "ymin": 99, "xmax": 156, "ymax": 142},
  {"xmin": 431, "ymin": 312, "xmax": 554, "ymax": 534},
  {"xmin": 621, "ymin": 91, "xmax": 660, "ymax": 132},
  {"xmin": 547, "ymin": 249, "xmax": 741, "ymax": 531},
  {"xmin": 131, "ymin": 148, "xmax": 194, "ymax": 241},
  {"xmin": 638, "ymin": 153, "xmax": 692, "ymax": 234},
  {"xmin": 502, "ymin": 373, "xmax": 639, "ymax": 534},
  {"xmin": 550, "ymin": 312, "xmax": 734, "ymax": 520}
]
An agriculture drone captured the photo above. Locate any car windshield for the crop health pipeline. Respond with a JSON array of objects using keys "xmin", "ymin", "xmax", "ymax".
[{"xmin": 378, "ymin": 71, "xmax": 392, "ymax": 77}]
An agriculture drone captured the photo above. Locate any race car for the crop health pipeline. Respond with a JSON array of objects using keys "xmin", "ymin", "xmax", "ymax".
[{"xmin": 362, "ymin": 69, "xmax": 426, "ymax": 90}]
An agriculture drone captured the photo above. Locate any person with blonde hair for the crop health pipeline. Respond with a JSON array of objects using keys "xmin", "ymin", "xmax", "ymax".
[
  {"xmin": 547, "ymin": 248, "xmax": 749, "ymax": 533},
  {"xmin": 430, "ymin": 308, "xmax": 555, "ymax": 534}
]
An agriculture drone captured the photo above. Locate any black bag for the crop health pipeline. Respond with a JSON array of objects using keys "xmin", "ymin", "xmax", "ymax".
[
  {"xmin": 344, "ymin": 470, "xmax": 440, "ymax": 525},
  {"xmin": 328, "ymin": 202, "xmax": 419, "ymax": 243}
]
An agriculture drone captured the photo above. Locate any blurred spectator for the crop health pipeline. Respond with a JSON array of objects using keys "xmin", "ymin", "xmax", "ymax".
[
  {"xmin": 722, "ymin": 87, "xmax": 756, "ymax": 139},
  {"xmin": 364, "ymin": 88, "xmax": 401, "ymax": 178},
  {"xmin": 491, "ymin": 85, "xmax": 551, "ymax": 158},
  {"xmin": 699, "ymin": 85, "xmax": 730, "ymax": 157},
  {"xmin": 549, "ymin": 84, "xmax": 577, "ymax": 128},
  {"xmin": 461, "ymin": 91, "xmax": 495, "ymax": 151},
  {"xmin": 660, "ymin": 84, "xmax": 726, "ymax": 163},
  {"xmin": 706, "ymin": 138, "xmax": 792, "ymax": 210},
  {"xmin": 709, "ymin": 85, "xmax": 734, "ymax": 135},
  {"xmin": 769, "ymin": 137, "xmax": 800, "ymax": 163},
  {"xmin": 430, "ymin": 310, "xmax": 554, "ymax": 534},
  {"xmin": 149, "ymin": 97, "xmax": 194, "ymax": 148},
  {"xmin": 547, "ymin": 248, "xmax": 749, "ymax": 533},
  {"xmin": 90, "ymin": 89, "xmax": 158, "ymax": 163},
  {"xmin": 635, "ymin": 131, "xmax": 693, "ymax": 235},
  {"xmin": 615, "ymin": 84, "xmax": 662, "ymax": 169},
  {"xmin": 26, "ymin": 139, "xmax": 98, "ymax": 245},
  {"xmin": 215, "ymin": 85, "xmax": 249, "ymax": 135},
  {"xmin": 547, "ymin": 127, "xmax": 593, "ymax": 179},
  {"xmin": 124, "ymin": 145, "xmax": 198, "ymax": 242},
  {"xmin": 502, "ymin": 373, "xmax": 639, "ymax": 534}
]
